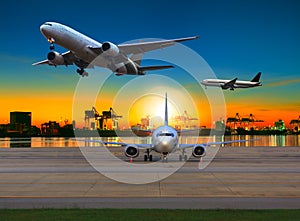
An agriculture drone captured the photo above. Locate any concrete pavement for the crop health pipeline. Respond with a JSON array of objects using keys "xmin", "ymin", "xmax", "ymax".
[{"xmin": 0, "ymin": 146, "xmax": 299, "ymax": 208}]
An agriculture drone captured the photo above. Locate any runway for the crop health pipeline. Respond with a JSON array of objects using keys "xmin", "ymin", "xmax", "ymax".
[{"xmin": 0, "ymin": 146, "xmax": 299, "ymax": 209}]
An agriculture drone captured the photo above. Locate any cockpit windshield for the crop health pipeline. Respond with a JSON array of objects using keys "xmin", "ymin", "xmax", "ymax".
[
  {"xmin": 44, "ymin": 22, "xmax": 52, "ymax": 26},
  {"xmin": 157, "ymin": 133, "xmax": 174, "ymax": 137}
]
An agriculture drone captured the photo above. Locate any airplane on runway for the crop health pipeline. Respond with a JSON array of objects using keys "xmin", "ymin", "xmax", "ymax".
[
  {"xmin": 201, "ymin": 72, "xmax": 262, "ymax": 91},
  {"xmin": 81, "ymin": 93, "xmax": 251, "ymax": 162},
  {"xmin": 33, "ymin": 22, "xmax": 198, "ymax": 77}
]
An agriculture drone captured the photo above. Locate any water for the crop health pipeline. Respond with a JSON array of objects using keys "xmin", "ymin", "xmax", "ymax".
[
  {"xmin": 0, "ymin": 137, "xmax": 78, "ymax": 148},
  {"xmin": 0, "ymin": 135, "xmax": 299, "ymax": 148}
]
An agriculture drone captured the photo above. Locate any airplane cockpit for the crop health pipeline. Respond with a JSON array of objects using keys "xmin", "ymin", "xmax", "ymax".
[
  {"xmin": 156, "ymin": 132, "xmax": 175, "ymax": 137},
  {"xmin": 43, "ymin": 22, "xmax": 53, "ymax": 26}
]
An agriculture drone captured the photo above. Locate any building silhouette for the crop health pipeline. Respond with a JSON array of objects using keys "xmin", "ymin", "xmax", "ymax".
[
  {"xmin": 9, "ymin": 111, "xmax": 32, "ymax": 135},
  {"xmin": 10, "ymin": 111, "xmax": 31, "ymax": 128}
]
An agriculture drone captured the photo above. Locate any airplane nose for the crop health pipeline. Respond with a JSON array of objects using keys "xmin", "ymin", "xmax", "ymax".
[
  {"xmin": 160, "ymin": 139, "xmax": 174, "ymax": 152},
  {"xmin": 40, "ymin": 24, "xmax": 52, "ymax": 37},
  {"xmin": 162, "ymin": 140, "xmax": 168, "ymax": 146},
  {"xmin": 40, "ymin": 24, "xmax": 47, "ymax": 34}
]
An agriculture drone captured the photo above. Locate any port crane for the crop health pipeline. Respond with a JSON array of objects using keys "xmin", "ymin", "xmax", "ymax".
[{"xmin": 84, "ymin": 107, "xmax": 122, "ymax": 130}]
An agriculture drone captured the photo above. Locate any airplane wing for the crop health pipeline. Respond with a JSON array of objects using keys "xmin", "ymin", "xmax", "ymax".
[
  {"xmin": 118, "ymin": 36, "xmax": 199, "ymax": 54},
  {"xmin": 221, "ymin": 77, "xmax": 237, "ymax": 90},
  {"xmin": 32, "ymin": 51, "xmax": 75, "ymax": 66},
  {"xmin": 104, "ymin": 141, "xmax": 152, "ymax": 149},
  {"xmin": 139, "ymin": 65, "xmax": 174, "ymax": 72},
  {"xmin": 178, "ymin": 138, "xmax": 253, "ymax": 149},
  {"xmin": 32, "ymin": 60, "xmax": 50, "ymax": 66},
  {"xmin": 75, "ymin": 139, "xmax": 152, "ymax": 149}
]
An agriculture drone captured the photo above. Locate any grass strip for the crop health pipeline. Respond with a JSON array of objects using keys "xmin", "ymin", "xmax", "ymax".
[{"xmin": 0, "ymin": 209, "xmax": 300, "ymax": 221}]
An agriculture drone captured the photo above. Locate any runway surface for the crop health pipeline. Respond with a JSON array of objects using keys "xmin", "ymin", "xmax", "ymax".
[{"xmin": 0, "ymin": 146, "xmax": 299, "ymax": 209}]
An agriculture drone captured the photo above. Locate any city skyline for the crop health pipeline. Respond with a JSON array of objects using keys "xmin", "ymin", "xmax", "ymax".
[
  {"xmin": 2, "ymin": 103, "xmax": 299, "ymax": 130},
  {"xmin": 0, "ymin": 0, "xmax": 299, "ymax": 128}
]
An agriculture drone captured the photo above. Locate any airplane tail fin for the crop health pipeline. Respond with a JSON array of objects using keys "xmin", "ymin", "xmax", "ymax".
[
  {"xmin": 251, "ymin": 72, "xmax": 262, "ymax": 82},
  {"xmin": 139, "ymin": 65, "xmax": 174, "ymax": 72},
  {"xmin": 164, "ymin": 93, "xmax": 168, "ymax": 126}
]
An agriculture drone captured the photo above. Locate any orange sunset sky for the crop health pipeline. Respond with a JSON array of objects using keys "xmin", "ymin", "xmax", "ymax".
[{"xmin": 0, "ymin": 68, "xmax": 298, "ymax": 129}]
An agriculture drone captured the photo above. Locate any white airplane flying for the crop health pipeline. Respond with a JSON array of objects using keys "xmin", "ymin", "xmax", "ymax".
[
  {"xmin": 33, "ymin": 22, "xmax": 198, "ymax": 77},
  {"xmin": 201, "ymin": 72, "xmax": 262, "ymax": 91},
  {"xmin": 82, "ymin": 93, "xmax": 252, "ymax": 162}
]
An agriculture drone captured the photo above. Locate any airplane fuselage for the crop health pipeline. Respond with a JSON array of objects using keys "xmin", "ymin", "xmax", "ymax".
[
  {"xmin": 151, "ymin": 125, "xmax": 178, "ymax": 155},
  {"xmin": 40, "ymin": 22, "xmax": 105, "ymax": 65},
  {"xmin": 201, "ymin": 79, "xmax": 261, "ymax": 89}
]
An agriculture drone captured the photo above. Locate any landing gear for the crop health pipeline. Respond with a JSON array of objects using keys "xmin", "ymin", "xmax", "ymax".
[
  {"xmin": 179, "ymin": 155, "xmax": 188, "ymax": 161},
  {"xmin": 77, "ymin": 68, "xmax": 89, "ymax": 77},
  {"xmin": 144, "ymin": 149, "xmax": 152, "ymax": 161},
  {"xmin": 47, "ymin": 38, "xmax": 55, "ymax": 50},
  {"xmin": 82, "ymin": 71, "xmax": 88, "ymax": 77},
  {"xmin": 160, "ymin": 152, "xmax": 168, "ymax": 162},
  {"xmin": 161, "ymin": 154, "xmax": 168, "ymax": 162},
  {"xmin": 179, "ymin": 150, "xmax": 188, "ymax": 161},
  {"xmin": 143, "ymin": 154, "xmax": 153, "ymax": 161}
]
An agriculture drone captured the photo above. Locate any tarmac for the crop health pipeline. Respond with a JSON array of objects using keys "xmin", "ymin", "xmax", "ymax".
[{"xmin": 0, "ymin": 146, "xmax": 299, "ymax": 209}]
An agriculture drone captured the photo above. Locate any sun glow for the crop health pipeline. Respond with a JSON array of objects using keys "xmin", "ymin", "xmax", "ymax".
[{"xmin": 128, "ymin": 94, "xmax": 188, "ymax": 128}]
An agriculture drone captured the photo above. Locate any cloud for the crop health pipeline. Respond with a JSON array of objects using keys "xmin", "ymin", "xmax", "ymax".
[
  {"xmin": 257, "ymin": 108, "xmax": 271, "ymax": 112},
  {"xmin": 0, "ymin": 53, "xmax": 34, "ymax": 64},
  {"xmin": 265, "ymin": 78, "xmax": 300, "ymax": 87}
]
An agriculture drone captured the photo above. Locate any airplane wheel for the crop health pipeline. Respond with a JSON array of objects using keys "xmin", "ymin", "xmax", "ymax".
[
  {"xmin": 144, "ymin": 155, "xmax": 148, "ymax": 161},
  {"xmin": 76, "ymin": 69, "xmax": 82, "ymax": 74},
  {"xmin": 76, "ymin": 68, "xmax": 88, "ymax": 77},
  {"xmin": 162, "ymin": 156, "xmax": 168, "ymax": 162},
  {"xmin": 82, "ymin": 71, "xmax": 89, "ymax": 77},
  {"xmin": 184, "ymin": 155, "xmax": 188, "ymax": 161},
  {"xmin": 149, "ymin": 155, "xmax": 152, "ymax": 162}
]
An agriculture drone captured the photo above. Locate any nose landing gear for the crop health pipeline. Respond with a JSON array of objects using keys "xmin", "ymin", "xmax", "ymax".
[
  {"xmin": 161, "ymin": 153, "xmax": 168, "ymax": 162},
  {"xmin": 47, "ymin": 38, "xmax": 55, "ymax": 50}
]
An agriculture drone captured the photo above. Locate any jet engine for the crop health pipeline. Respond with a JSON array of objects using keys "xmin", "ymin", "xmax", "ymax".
[
  {"xmin": 47, "ymin": 51, "xmax": 65, "ymax": 65},
  {"xmin": 115, "ymin": 60, "xmax": 139, "ymax": 75},
  {"xmin": 124, "ymin": 145, "xmax": 139, "ymax": 158},
  {"xmin": 192, "ymin": 145, "xmax": 206, "ymax": 158},
  {"xmin": 102, "ymin": 42, "xmax": 119, "ymax": 57}
]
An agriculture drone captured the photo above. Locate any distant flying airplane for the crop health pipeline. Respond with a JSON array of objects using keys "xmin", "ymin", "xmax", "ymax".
[
  {"xmin": 33, "ymin": 22, "xmax": 198, "ymax": 77},
  {"xmin": 81, "ymin": 93, "xmax": 251, "ymax": 162},
  {"xmin": 201, "ymin": 72, "xmax": 262, "ymax": 91}
]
